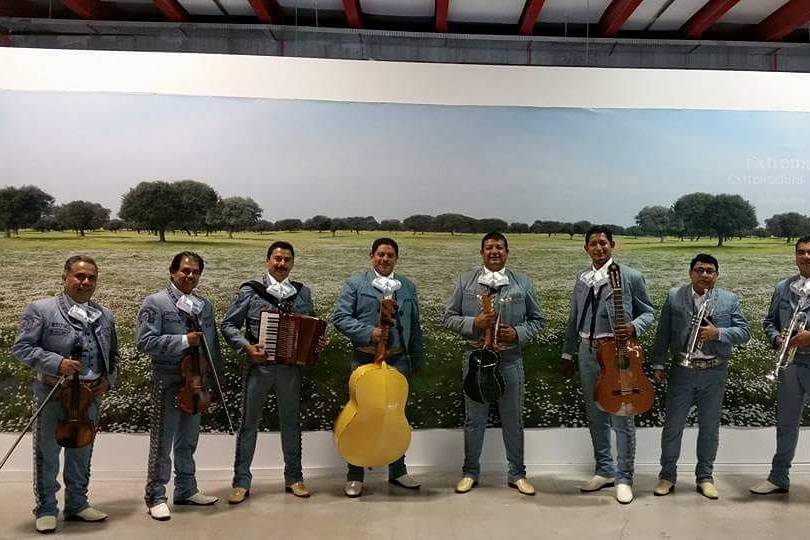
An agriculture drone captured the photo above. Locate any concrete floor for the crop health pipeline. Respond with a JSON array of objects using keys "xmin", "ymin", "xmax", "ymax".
[{"xmin": 1, "ymin": 471, "xmax": 809, "ymax": 539}]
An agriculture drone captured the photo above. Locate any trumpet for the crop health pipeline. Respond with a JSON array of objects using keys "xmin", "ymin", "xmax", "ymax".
[
  {"xmin": 766, "ymin": 301, "xmax": 809, "ymax": 382},
  {"xmin": 680, "ymin": 289, "xmax": 715, "ymax": 367}
]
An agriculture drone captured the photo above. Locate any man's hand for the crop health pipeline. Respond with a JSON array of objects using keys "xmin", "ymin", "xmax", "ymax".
[
  {"xmin": 496, "ymin": 324, "xmax": 518, "ymax": 344},
  {"xmin": 473, "ymin": 311, "xmax": 497, "ymax": 331},
  {"xmin": 698, "ymin": 321, "xmax": 720, "ymax": 342},
  {"xmin": 560, "ymin": 358, "xmax": 576, "ymax": 379},
  {"xmin": 775, "ymin": 335, "xmax": 785, "ymax": 350},
  {"xmin": 58, "ymin": 358, "xmax": 81, "ymax": 376},
  {"xmin": 89, "ymin": 377, "xmax": 110, "ymax": 398},
  {"xmin": 187, "ymin": 331, "xmax": 203, "ymax": 347},
  {"xmin": 788, "ymin": 329, "xmax": 810, "ymax": 349},
  {"xmin": 615, "ymin": 323, "xmax": 636, "ymax": 341},
  {"xmin": 653, "ymin": 369, "xmax": 666, "ymax": 383},
  {"xmin": 242, "ymin": 343, "xmax": 266, "ymax": 363}
]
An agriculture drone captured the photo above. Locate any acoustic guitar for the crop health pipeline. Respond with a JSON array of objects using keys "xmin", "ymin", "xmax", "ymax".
[{"xmin": 594, "ymin": 263, "xmax": 654, "ymax": 416}]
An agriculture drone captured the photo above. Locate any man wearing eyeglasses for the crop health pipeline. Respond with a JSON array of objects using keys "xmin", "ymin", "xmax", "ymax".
[{"xmin": 651, "ymin": 254, "xmax": 750, "ymax": 500}]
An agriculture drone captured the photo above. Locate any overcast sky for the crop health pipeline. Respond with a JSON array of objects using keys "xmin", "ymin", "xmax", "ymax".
[{"xmin": 1, "ymin": 90, "xmax": 808, "ymax": 226}]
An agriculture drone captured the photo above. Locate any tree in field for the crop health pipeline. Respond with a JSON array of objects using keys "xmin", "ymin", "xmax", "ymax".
[
  {"xmin": 218, "ymin": 197, "xmax": 263, "ymax": 238},
  {"xmin": 0, "ymin": 185, "xmax": 54, "ymax": 237},
  {"xmin": 174, "ymin": 180, "xmax": 220, "ymax": 235},
  {"xmin": 572, "ymin": 220, "xmax": 593, "ymax": 236},
  {"xmin": 252, "ymin": 220, "xmax": 274, "ymax": 234},
  {"xmin": 635, "ymin": 205, "xmax": 672, "ymax": 242},
  {"xmin": 766, "ymin": 212, "xmax": 810, "ymax": 244},
  {"xmin": 672, "ymin": 192, "xmax": 713, "ymax": 241},
  {"xmin": 106, "ymin": 219, "xmax": 125, "ymax": 232},
  {"xmin": 55, "ymin": 201, "xmax": 110, "ymax": 236},
  {"xmin": 379, "ymin": 219, "xmax": 403, "ymax": 231},
  {"xmin": 477, "ymin": 218, "xmax": 509, "ymax": 234},
  {"xmin": 435, "ymin": 213, "xmax": 476, "ymax": 235},
  {"xmin": 274, "ymin": 218, "xmax": 304, "ymax": 232},
  {"xmin": 508, "ymin": 222, "xmax": 530, "ymax": 234},
  {"xmin": 530, "ymin": 220, "xmax": 564, "ymax": 237},
  {"xmin": 119, "ymin": 181, "xmax": 178, "ymax": 242},
  {"xmin": 403, "ymin": 214, "xmax": 435, "ymax": 235},
  {"xmin": 304, "ymin": 215, "xmax": 332, "ymax": 232},
  {"xmin": 330, "ymin": 217, "xmax": 349, "ymax": 237},
  {"xmin": 705, "ymin": 194, "xmax": 757, "ymax": 247}
]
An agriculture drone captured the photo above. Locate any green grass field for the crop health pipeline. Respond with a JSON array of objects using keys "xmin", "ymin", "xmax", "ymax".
[{"xmin": 0, "ymin": 230, "xmax": 804, "ymax": 432}]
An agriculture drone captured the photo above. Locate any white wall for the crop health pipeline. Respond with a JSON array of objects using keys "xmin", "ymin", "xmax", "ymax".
[{"xmin": 1, "ymin": 47, "xmax": 809, "ymax": 476}]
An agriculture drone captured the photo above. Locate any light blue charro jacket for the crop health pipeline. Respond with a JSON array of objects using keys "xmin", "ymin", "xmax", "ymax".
[
  {"xmin": 764, "ymin": 275, "xmax": 810, "ymax": 360},
  {"xmin": 652, "ymin": 285, "xmax": 750, "ymax": 369},
  {"xmin": 331, "ymin": 269, "xmax": 424, "ymax": 371},
  {"xmin": 561, "ymin": 262, "xmax": 656, "ymax": 358}
]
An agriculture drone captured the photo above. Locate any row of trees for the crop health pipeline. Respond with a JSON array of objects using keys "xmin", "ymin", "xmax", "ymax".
[{"xmin": 2, "ymin": 183, "xmax": 809, "ymax": 244}]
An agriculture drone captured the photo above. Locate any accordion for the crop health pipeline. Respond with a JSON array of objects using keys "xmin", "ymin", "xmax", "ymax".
[{"xmin": 257, "ymin": 311, "xmax": 327, "ymax": 367}]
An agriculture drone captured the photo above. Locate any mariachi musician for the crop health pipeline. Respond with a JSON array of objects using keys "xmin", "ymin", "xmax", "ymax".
[
  {"xmin": 221, "ymin": 241, "xmax": 327, "ymax": 503},
  {"xmin": 442, "ymin": 232, "xmax": 545, "ymax": 496},
  {"xmin": 11, "ymin": 255, "xmax": 119, "ymax": 534},
  {"xmin": 751, "ymin": 235, "xmax": 810, "ymax": 496},
  {"xmin": 137, "ymin": 251, "xmax": 223, "ymax": 521},
  {"xmin": 652, "ymin": 254, "xmax": 750, "ymax": 500},
  {"xmin": 560, "ymin": 225, "xmax": 655, "ymax": 504},
  {"xmin": 331, "ymin": 237, "xmax": 424, "ymax": 498}
]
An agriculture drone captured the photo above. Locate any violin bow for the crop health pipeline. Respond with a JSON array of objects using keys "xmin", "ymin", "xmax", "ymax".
[{"xmin": 199, "ymin": 332, "xmax": 235, "ymax": 435}]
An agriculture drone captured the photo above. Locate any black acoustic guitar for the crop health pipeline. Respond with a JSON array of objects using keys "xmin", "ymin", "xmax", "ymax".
[{"xmin": 464, "ymin": 292, "xmax": 505, "ymax": 404}]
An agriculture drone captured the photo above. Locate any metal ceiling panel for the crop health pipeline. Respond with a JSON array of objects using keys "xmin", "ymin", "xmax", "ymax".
[
  {"xmin": 448, "ymin": 0, "xmax": 525, "ymax": 25},
  {"xmin": 538, "ymin": 0, "xmax": 613, "ymax": 24},
  {"xmin": 361, "ymin": 0, "xmax": 434, "ymax": 17},
  {"xmin": 717, "ymin": 0, "xmax": 790, "ymax": 24},
  {"xmin": 217, "ymin": 0, "xmax": 256, "ymax": 16},
  {"xmin": 279, "ymin": 0, "xmax": 345, "ymax": 9},
  {"xmin": 632, "ymin": 0, "xmax": 708, "ymax": 31},
  {"xmin": 177, "ymin": 0, "xmax": 223, "ymax": 16}
]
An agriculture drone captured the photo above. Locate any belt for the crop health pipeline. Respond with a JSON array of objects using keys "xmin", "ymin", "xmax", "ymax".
[
  {"xmin": 37, "ymin": 372, "xmax": 102, "ymax": 387},
  {"xmin": 681, "ymin": 357, "xmax": 725, "ymax": 369},
  {"xmin": 353, "ymin": 346, "xmax": 403, "ymax": 360}
]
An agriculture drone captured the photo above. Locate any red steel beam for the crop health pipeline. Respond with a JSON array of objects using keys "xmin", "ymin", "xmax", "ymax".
[
  {"xmin": 61, "ymin": 0, "xmax": 108, "ymax": 19},
  {"xmin": 598, "ymin": 0, "xmax": 643, "ymax": 37},
  {"xmin": 754, "ymin": 0, "xmax": 810, "ymax": 41},
  {"xmin": 153, "ymin": 0, "xmax": 189, "ymax": 22},
  {"xmin": 681, "ymin": 0, "xmax": 741, "ymax": 39},
  {"xmin": 435, "ymin": 0, "xmax": 449, "ymax": 33},
  {"xmin": 248, "ymin": 0, "xmax": 283, "ymax": 24},
  {"xmin": 342, "ymin": 0, "xmax": 362, "ymax": 29},
  {"xmin": 518, "ymin": 0, "xmax": 547, "ymax": 36}
]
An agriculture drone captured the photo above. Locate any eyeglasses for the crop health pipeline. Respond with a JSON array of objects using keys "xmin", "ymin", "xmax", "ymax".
[{"xmin": 691, "ymin": 267, "xmax": 717, "ymax": 275}]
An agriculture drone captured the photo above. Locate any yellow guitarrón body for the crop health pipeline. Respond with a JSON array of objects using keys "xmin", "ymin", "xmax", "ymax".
[{"xmin": 334, "ymin": 360, "xmax": 411, "ymax": 468}]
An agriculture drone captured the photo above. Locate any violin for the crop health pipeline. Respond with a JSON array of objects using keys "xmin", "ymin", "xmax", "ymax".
[
  {"xmin": 334, "ymin": 297, "xmax": 411, "ymax": 468},
  {"xmin": 55, "ymin": 341, "xmax": 96, "ymax": 449},
  {"xmin": 176, "ymin": 315, "xmax": 211, "ymax": 415},
  {"xmin": 594, "ymin": 263, "xmax": 654, "ymax": 416}
]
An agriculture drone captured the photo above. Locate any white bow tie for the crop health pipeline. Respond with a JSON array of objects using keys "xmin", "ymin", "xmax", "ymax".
[
  {"xmin": 372, "ymin": 275, "xmax": 402, "ymax": 297},
  {"xmin": 176, "ymin": 294, "xmax": 205, "ymax": 316},
  {"xmin": 580, "ymin": 267, "xmax": 609, "ymax": 289},
  {"xmin": 791, "ymin": 277, "xmax": 810, "ymax": 304},
  {"xmin": 266, "ymin": 275, "xmax": 297, "ymax": 301},
  {"xmin": 478, "ymin": 268, "xmax": 509, "ymax": 289},
  {"xmin": 68, "ymin": 304, "xmax": 102, "ymax": 325}
]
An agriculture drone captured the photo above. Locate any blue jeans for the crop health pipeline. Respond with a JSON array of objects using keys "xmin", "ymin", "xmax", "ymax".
[
  {"xmin": 144, "ymin": 372, "xmax": 201, "ymax": 506},
  {"xmin": 768, "ymin": 362, "xmax": 810, "ymax": 489},
  {"xmin": 462, "ymin": 354, "xmax": 526, "ymax": 483},
  {"xmin": 233, "ymin": 363, "xmax": 302, "ymax": 488},
  {"xmin": 345, "ymin": 355, "xmax": 409, "ymax": 482},
  {"xmin": 658, "ymin": 362, "xmax": 727, "ymax": 483},
  {"xmin": 578, "ymin": 341, "xmax": 636, "ymax": 485},
  {"xmin": 31, "ymin": 381, "xmax": 99, "ymax": 518}
]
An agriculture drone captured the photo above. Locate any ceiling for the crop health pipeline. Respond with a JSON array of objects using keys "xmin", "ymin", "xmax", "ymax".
[{"xmin": 1, "ymin": 0, "xmax": 810, "ymax": 43}]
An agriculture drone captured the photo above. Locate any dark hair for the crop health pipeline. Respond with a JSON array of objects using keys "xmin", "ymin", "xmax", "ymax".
[
  {"xmin": 267, "ymin": 241, "xmax": 295, "ymax": 260},
  {"xmin": 481, "ymin": 231, "xmax": 508, "ymax": 251},
  {"xmin": 584, "ymin": 225, "xmax": 614, "ymax": 245},
  {"xmin": 63, "ymin": 255, "xmax": 98, "ymax": 274},
  {"xmin": 169, "ymin": 251, "xmax": 204, "ymax": 274},
  {"xmin": 796, "ymin": 236, "xmax": 810, "ymax": 250},
  {"xmin": 371, "ymin": 237, "xmax": 399, "ymax": 256},
  {"xmin": 690, "ymin": 253, "xmax": 719, "ymax": 272}
]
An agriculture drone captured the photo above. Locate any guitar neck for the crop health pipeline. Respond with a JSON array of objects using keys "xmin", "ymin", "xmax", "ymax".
[{"xmin": 612, "ymin": 287, "xmax": 627, "ymax": 352}]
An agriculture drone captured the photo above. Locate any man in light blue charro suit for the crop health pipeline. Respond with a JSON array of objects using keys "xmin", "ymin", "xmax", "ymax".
[
  {"xmin": 651, "ymin": 253, "xmax": 750, "ymax": 500},
  {"xmin": 331, "ymin": 237, "xmax": 424, "ymax": 498},
  {"xmin": 560, "ymin": 225, "xmax": 655, "ymax": 504}
]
